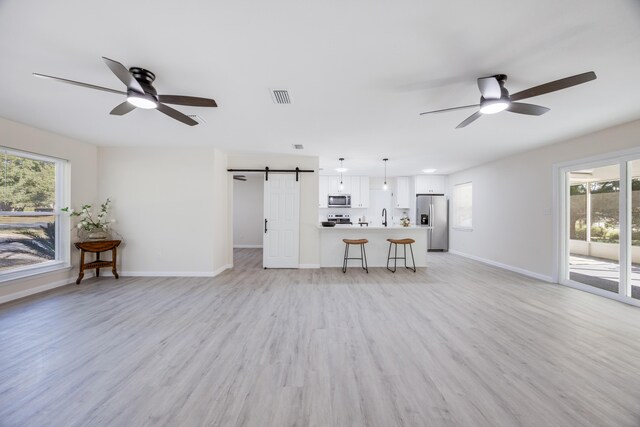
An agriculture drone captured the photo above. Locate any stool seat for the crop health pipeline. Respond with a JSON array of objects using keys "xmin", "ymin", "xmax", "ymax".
[
  {"xmin": 342, "ymin": 239, "xmax": 369, "ymax": 273},
  {"xmin": 343, "ymin": 238, "xmax": 368, "ymax": 245},
  {"xmin": 386, "ymin": 238, "xmax": 415, "ymax": 245}
]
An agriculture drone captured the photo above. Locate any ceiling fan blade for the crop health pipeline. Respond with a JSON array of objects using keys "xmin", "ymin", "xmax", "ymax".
[
  {"xmin": 110, "ymin": 101, "xmax": 136, "ymax": 116},
  {"xmin": 33, "ymin": 73, "xmax": 126, "ymax": 95},
  {"xmin": 156, "ymin": 103, "xmax": 198, "ymax": 126},
  {"xmin": 510, "ymin": 71, "xmax": 597, "ymax": 102},
  {"xmin": 456, "ymin": 111, "xmax": 482, "ymax": 129},
  {"xmin": 102, "ymin": 57, "xmax": 145, "ymax": 94},
  {"xmin": 477, "ymin": 76, "xmax": 501, "ymax": 99},
  {"xmin": 158, "ymin": 95, "xmax": 217, "ymax": 107},
  {"xmin": 419, "ymin": 104, "xmax": 479, "ymax": 115},
  {"xmin": 506, "ymin": 102, "xmax": 550, "ymax": 116}
]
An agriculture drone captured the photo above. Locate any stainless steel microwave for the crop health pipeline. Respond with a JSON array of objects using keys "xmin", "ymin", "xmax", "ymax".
[{"xmin": 328, "ymin": 194, "xmax": 351, "ymax": 208}]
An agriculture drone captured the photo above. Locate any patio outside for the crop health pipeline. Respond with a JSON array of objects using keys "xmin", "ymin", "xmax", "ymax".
[{"xmin": 568, "ymin": 162, "xmax": 640, "ymax": 300}]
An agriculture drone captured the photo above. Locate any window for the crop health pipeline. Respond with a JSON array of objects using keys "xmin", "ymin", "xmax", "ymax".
[
  {"xmin": 0, "ymin": 147, "xmax": 67, "ymax": 279},
  {"xmin": 453, "ymin": 182, "xmax": 472, "ymax": 229}
]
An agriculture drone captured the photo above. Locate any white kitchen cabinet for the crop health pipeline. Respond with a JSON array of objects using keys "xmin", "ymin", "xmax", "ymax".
[
  {"xmin": 328, "ymin": 175, "xmax": 351, "ymax": 194},
  {"xmin": 318, "ymin": 176, "xmax": 329, "ymax": 207},
  {"xmin": 415, "ymin": 175, "xmax": 446, "ymax": 194},
  {"xmin": 351, "ymin": 176, "xmax": 370, "ymax": 208},
  {"xmin": 394, "ymin": 176, "xmax": 411, "ymax": 208}
]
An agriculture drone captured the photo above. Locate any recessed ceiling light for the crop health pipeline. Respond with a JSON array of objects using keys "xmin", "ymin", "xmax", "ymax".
[{"xmin": 422, "ymin": 168, "xmax": 437, "ymax": 173}]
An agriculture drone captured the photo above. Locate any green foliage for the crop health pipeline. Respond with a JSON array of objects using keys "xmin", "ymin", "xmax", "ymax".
[
  {"xmin": 590, "ymin": 180, "xmax": 619, "ymax": 194},
  {"xmin": 62, "ymin": 198, "xmax": 113, "ymax": 231},
  {"xmin": 570, "ymin": 184, "xmax": 586, "ymax": 196},
  {"xmin": 0, "ymin": 154, "xmax": 55, "ymax": 212}
]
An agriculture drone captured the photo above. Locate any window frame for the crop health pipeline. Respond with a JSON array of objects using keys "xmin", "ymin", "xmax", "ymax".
[
  {"xmin": 452, "ymin": 181, "xmax": 473, "ymax": 231},
  {"xmin": 0, "ymin": 147, "xmax": 70, "ymax": 283}
]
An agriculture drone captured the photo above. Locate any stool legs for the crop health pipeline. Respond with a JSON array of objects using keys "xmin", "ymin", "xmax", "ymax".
[
  {"xmin": 386, "ymin": 242, "xmax": 416, "ymax": 273},
  {"xmin": 342, "ymin": 242, "xmax": 368, "ymax": 273},
  {"xmin": 361, "ymin": 243, "xmax": 368, "ymax": 273},
  {"xmin": 342, "ymin": 243, "xmax": 349, "ymax": 273}
]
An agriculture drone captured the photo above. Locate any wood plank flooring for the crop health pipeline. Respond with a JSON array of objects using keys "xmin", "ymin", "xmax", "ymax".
[{"xmin": 1, "ymin": 250, "xmax": 640, "ymax": 426}]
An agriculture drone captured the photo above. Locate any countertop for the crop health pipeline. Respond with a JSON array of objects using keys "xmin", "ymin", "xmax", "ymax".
[{"xmin": 318, "ymin": 224, "xmax": 431, "ymax": 230}]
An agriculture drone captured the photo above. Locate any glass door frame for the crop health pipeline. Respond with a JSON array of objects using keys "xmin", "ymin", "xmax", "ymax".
[{"xmin": 554, "ymin": 146, "xmax": 638, "ymax": 308}]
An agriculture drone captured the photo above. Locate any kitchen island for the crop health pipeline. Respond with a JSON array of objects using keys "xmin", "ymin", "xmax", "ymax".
[{"xmin": 318, "ymin": 225, "xmax": 429, "ymax": 268}]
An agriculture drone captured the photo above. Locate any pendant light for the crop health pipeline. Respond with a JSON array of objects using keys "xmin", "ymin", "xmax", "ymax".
[
  {"xmin": 382, "ymin": 158, "xmax": 388, "ymax": 191},
  {"xmin": 338, "ymin": 158, "xmax": 345, "ymax": 191}
]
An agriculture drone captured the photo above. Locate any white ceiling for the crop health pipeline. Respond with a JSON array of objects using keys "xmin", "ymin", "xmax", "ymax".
[{"xmin": 1, "ymin": 0, "xmax": 640, "ymax": 176}]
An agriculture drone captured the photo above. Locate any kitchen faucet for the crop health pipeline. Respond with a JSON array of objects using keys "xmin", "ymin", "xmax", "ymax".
[{"xmin": 382, "ymin": 208, "xmax": 387, "ymax": 227}]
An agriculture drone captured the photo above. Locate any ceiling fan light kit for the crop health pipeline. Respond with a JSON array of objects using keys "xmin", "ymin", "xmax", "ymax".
[
  {"xmin": 479, "ymin": 98, "xmax": 509, "ymax": 115},
  {"xmin": 420, "ymin": 71, "xmax": 597, "ymax": 128},
  {"xmin": 34, "ymin": 57, "xmax": 217, "ymax": 126}
]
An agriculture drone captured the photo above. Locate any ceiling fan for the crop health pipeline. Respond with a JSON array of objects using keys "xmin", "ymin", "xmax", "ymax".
[
  {"xmin": 34, "ymin": 57, "xmax": 217, "ymax": 126},
  {"xmin": 419, "ymin": 71, "xmax": 597, "ymax": 129}
]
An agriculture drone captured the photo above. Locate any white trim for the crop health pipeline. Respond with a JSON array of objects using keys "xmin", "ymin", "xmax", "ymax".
[
  {"xmin": 298, "ymin": 264, "xmax": 320, "ymax": 269},
  {"xmin": 233, "ymin": 245, "xmax": 263, "ymax": 248},
  {"xmin": 553, "ymin": 145, "xmax": 640, "ymax": 306},
  {"xmin": 449, "ymin": 249, "xmax": 554, "ymax": 283},
  {"xmin": 0, "ymin": 262, "xmax": 71, "ymax": 284},
  {"xmin": 0, "ymin": 277, "xmax": 74, "ymax": 305},
  {"xmin": 451, "ymin": 227, "xmax": 473, "ymax": 232}
]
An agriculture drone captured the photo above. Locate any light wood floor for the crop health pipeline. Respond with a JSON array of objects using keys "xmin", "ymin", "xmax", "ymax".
[{"xmin": 1, "ymin": 250, "xmax": 640, "ymax": 426}]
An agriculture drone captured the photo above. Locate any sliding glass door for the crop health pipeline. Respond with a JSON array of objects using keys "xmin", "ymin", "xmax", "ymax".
[
  {"xmin": 629, "ymin": 160, "xmax": 640, "ymax": 300},
  {"xmin": 568, "ymin": 164, "xmax": 620, "ymax": 293},
  {"xmin": 560, "ymin": 154, "xmax": 640, "ymax": 306}
]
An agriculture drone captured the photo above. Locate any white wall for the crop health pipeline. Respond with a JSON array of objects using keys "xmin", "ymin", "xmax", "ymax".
[
  {"xmin": 228, "ymin": 154, "xmax": 319, "ymax": 267},
  {"xmin": 0, "ymin": 118, "xmax": 98, "ymax": 303},
  {"xmin": 233, "ymin": 174, "xmax": 263, "ymax": 247},
  {"xmin": 448, "ymin": 118, "xmax": 640, "ymax": 281},
  {"xmin": 98, "ymin": 147, "xmax": 231, "ymax": 276}
]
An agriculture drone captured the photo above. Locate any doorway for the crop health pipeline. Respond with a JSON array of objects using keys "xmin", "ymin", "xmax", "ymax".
[
  {"xmin": 558, "ymin": 153, "xmax": 640, "ymax": 306},
  {"xmin": 232, "ymin": 173, "xmax": 264, "ymax": 269}
]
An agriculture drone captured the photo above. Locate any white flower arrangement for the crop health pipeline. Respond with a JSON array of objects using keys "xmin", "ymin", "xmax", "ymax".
[
  {"xmin": 62, "ymin": 198, "xmax": 115, "ymax": 232},
  {"xmin": 400, "ymin": 213, "xmax": 410, "ymax": 227}
]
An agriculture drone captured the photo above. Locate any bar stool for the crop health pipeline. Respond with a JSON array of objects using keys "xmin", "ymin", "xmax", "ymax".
[
  {"xmin": 342, "ymin": 239, "xmax": 369, "ymax": 273},
  {"xmin": 386, "ymin": 238, "xmax": 416, "ymax": 273}
]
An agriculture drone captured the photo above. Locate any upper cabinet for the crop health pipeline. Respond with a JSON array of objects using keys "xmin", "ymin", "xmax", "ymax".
[
  {"xmin": 328, "ymin": 175, "xmax": 351, "ymax": 194},
  {"xmin": 319, "ymin": 175, "xmax": 369, "ymax": 208},
  {"xmin": 415, "ymin": 175, "xmax": 446, "ymax": 194},
  {"xmin": 394, "ymin": 176, "xmax": 411, "ymax": 208},
  {"xmin": 351, "ymin": 176, "xmax": 370, "ymax": 208}
]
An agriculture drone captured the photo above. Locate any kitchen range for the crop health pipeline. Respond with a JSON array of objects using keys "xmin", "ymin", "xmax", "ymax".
[{"xmin": 326, "ymin": 213, "xmax": 352, "ymax": 225}]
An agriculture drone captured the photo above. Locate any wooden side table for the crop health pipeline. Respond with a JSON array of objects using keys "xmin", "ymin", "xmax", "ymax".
[{"xmin": 74, "ymin": 240, "xmax": 121, "ymax": 284}]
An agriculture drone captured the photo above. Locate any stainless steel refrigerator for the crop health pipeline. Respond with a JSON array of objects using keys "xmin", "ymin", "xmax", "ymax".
[{"xmin": 416, "ymin": 194, "xmax": 448, "ymax": 251}]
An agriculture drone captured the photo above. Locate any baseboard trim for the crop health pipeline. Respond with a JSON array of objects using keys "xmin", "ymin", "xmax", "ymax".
[
  {"xmin": 234, "ymin": 245, "xmax": 263, "ymax": 249},
  {"xmin": 448, "ymin": 249, "xmax": 554, "ymax": 283},
  {"xmin": 117, "ymin": 264, "xmax": 233, "ymax": 278},
  {"xmin": 298, "ymin": 264, "xmax": 320, "ymax": 269},
  {"xmin": 213, "ymin": 264, "xmax": 233, "ymax": 276},
  {"xmin": 0, "ymin": 277, "xmax": 74, "ymax": 305}
]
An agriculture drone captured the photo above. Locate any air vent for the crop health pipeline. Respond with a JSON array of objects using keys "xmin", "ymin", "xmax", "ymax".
[
  {"xmin": 271, "ymin": 89, "xmax": 292, "ymax": 104},
  {"xmin": 292, "ymin": 144, "xmax": 304, "ymax": 150},
  {"xmin": 186, "ymin": 114, "xmax": 206, "ymax": 124}
]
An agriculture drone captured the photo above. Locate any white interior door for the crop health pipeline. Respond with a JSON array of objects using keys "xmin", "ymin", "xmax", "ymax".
[{"xmin": 263, "ymin": 174, "xmax": 300, "ymax": 268}]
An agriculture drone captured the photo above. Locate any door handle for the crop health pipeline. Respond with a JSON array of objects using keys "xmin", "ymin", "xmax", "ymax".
[{"xmin": 265, "ymin": 219, "xmax": 268, "ymax": 233}]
